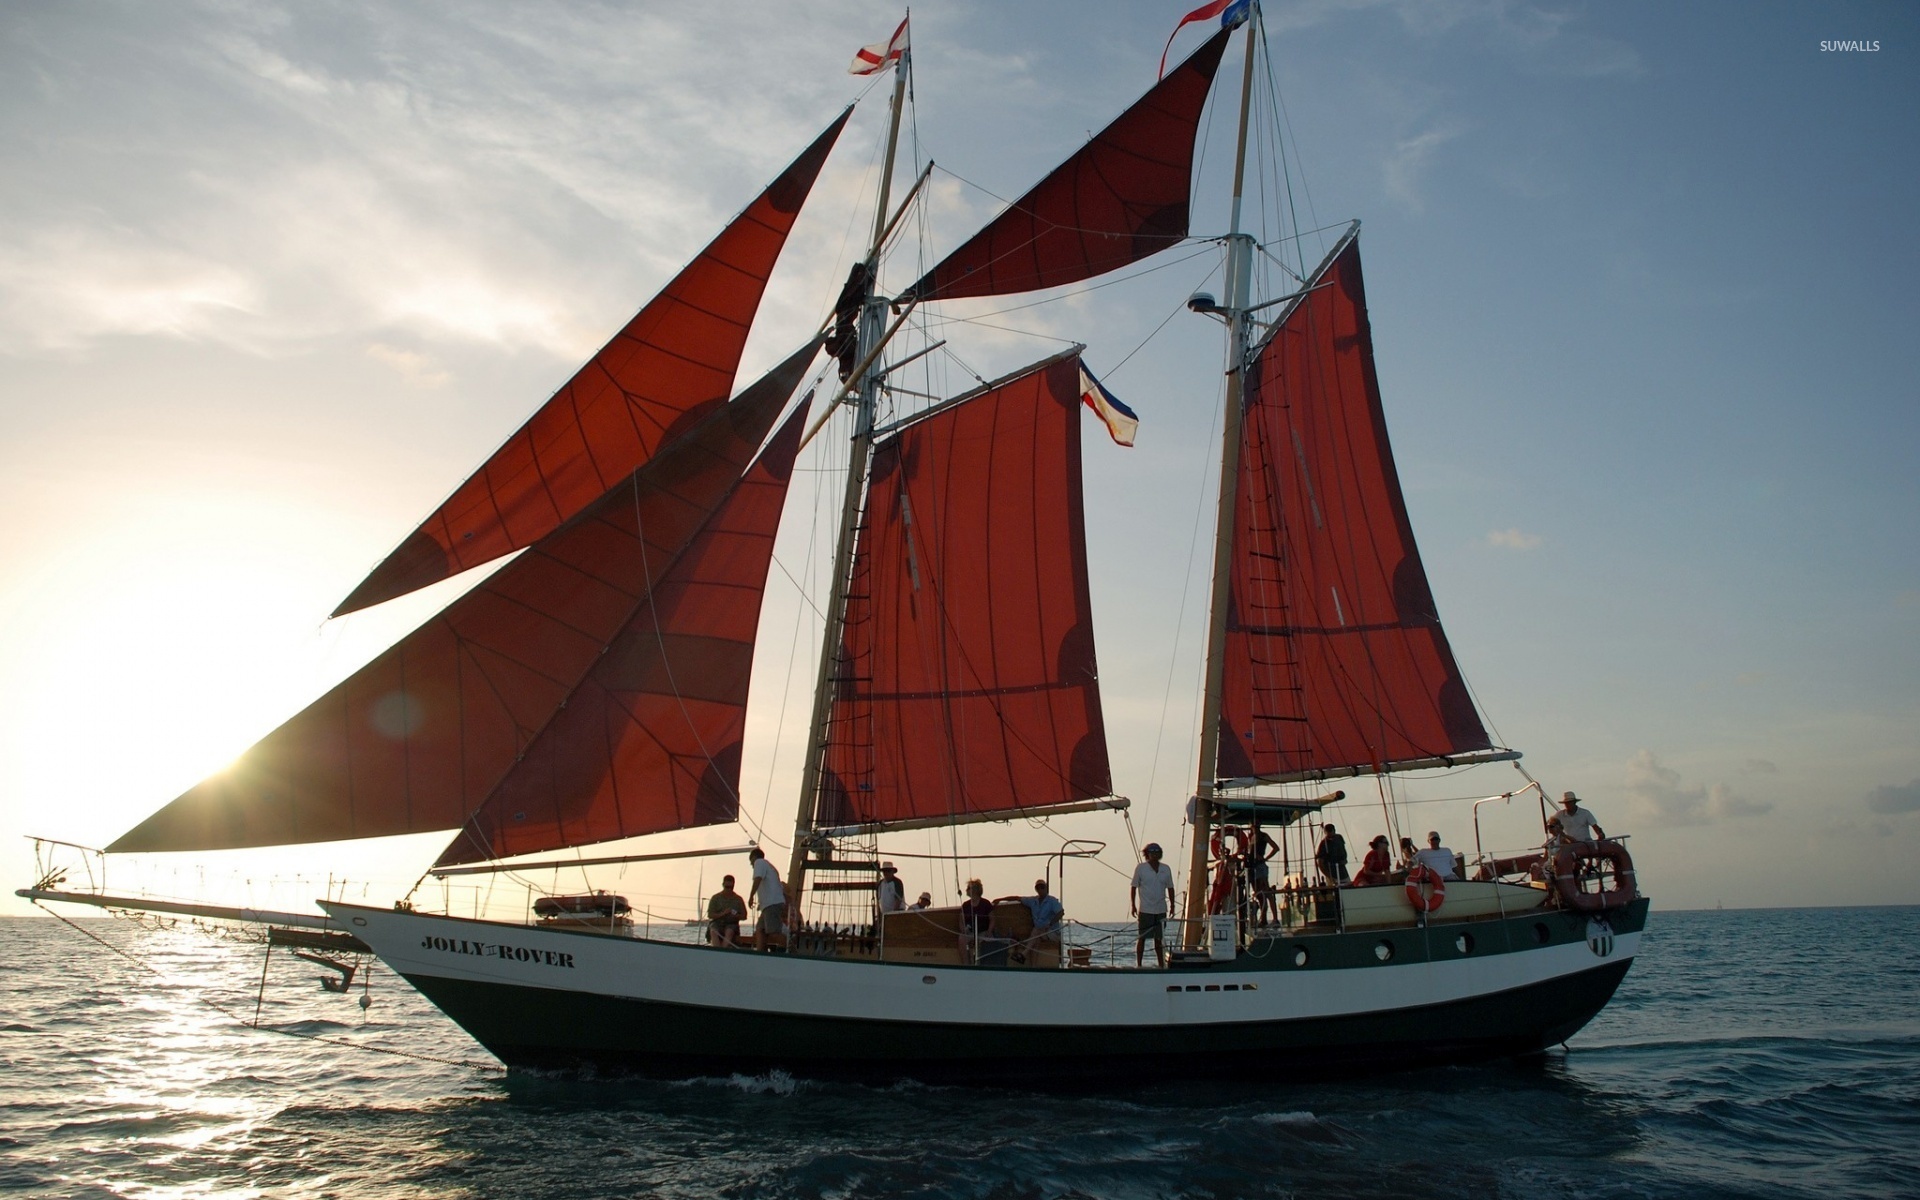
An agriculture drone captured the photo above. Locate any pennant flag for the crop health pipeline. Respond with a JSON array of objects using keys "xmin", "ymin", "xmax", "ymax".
[
  {"xmin": 849, "ymin": 16, "xmax": 910, "ymax": 76},
  {"xmin": 1079, "ymin": 363, "xmax": 1139, "ymax": 447},
  {"xmin": 1160, "ymin": 0, "xmax": 1251, "ymax": 78}
]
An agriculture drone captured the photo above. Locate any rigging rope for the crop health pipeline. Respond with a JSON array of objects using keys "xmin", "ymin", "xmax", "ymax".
[{"xmin": 35, "ymin": 902, "xmax": 504, "ymax": 1076}]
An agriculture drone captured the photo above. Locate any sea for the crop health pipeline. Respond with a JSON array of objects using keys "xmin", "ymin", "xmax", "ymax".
[{"xmin": 1, "ymin": 907, "xmax": 1915, "ymax": 1200}]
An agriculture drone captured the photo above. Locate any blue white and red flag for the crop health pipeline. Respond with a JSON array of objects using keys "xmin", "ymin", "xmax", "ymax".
[
  {"xmin": 1079, "ymin": 364, "xmax": 1139, "ymax": 448},
  {"xmin": 1159, "ymin": 0, "xmax": 1252, "ymax": 78},
  {"xmin": 849, "ymin": 17, "xmax": 910, "ymax": 76}
]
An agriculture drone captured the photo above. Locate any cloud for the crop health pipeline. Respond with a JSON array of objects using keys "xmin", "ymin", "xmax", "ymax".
[
  {"xmin": 1866, "ymin": 780, "xmax": 1920, "ymax": 815},
  {"xmin": 1486, "ymin": 527, "xmax": 1542, "ymax": 550},
  {"xmin": 366, "ymin": 343, "xmax": 451, "ymax": 389},
  {"xmin": 1743, "ymin": 758, "xmax": 1778, "ymax": 774},
  {"xmin": 1624, "ymin": 751, "xmax": 1771, "ymax": 826},
  {"xmin": 1383, "ymin": 123, "xmax": 1465, "ymax": 211}
]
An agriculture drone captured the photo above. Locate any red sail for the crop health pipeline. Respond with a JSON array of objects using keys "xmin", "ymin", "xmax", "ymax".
[
  {"xmin": 904, "ymin": 30, "xmax": 1228, "ymax": 303},
  {"xmin": 109, "ymin": 345, "xmax": 817, "ymax": 854},
  {"xmin": 816, "ymin": 355, "xmax": 1112, "ymax": 829},
  {"xmin": 437, "ymin": 396, "xmax": 812, "ymax": 866},
  {"xmin": 332, "ymin": 110, "xmax": 850, "ymax": 617},
  {"xmin": 1216, "ymin": 238, "xmax": 1491, "ymax": 783}
]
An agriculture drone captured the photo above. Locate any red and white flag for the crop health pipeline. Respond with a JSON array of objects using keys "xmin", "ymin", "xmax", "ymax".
[{"xmin": 849, "ymin": 16, "xmax": 910, "ymax": 76}]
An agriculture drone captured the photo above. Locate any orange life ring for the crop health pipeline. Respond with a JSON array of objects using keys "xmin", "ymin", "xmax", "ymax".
[
  {"xmin": 1206, "ymin": 862, "xmax": 1235, "ymax": 915},
  {"xmin": 1210, "ymin": 824, "xmax": 1248, "ymax": 862},
  {"xmin": 1405, "ymin": 864, "xmax": 1446, "ymax": 913},
  {"xmin": 1551, "ymin": 840, "xmax": 1638, "ymax": 913}
]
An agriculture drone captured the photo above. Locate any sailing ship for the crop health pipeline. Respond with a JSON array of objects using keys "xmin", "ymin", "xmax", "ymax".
[{"xmin": 21, "ymin": 5, "xmax": 1646, "ymax": 1083}]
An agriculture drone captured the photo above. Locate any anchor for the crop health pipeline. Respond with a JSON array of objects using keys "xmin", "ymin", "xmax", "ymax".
[{"xmin": 291, "ymin": 950, "xmax": 357, "ymax": 993}]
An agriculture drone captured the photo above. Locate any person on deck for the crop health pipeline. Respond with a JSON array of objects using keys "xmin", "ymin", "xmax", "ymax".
[
  {"xmin": 877, "ymin": 862, "xmax": 906, "ymax": 915},
  {"xmin": 909, "ymin": 892, "xmax": 933, "ymax": 911},
  {"xmin": 1021, "ymin": 879, "xmax": 1064, "ymax": 952},
  {"xmin": 1247, "ymin": 827, "xmax": 1281, "ymax": 925},
  {"xmin": 1397, "ymin": 836, "xmax": 1419, "ymax": 873},
  {"xmin": 706, "ymin": 875, "xmax": 747, "ymax": 948},
  {"xmin": 958, "ymin": 879, "xmax": 994, "ymax": 962},
  {"xmin": 1352, "ymin": 836, "xmax": 1393, "ymax": 886},
  {"xmin": 1130, "ymin": 843, "xmax": 1175, "ymax": 968},
  {"xmin": 1412, "ymin": 831, "xmax": 1460, "ymax": 880},
  {"xmin": 746, "ymin": 848, "xmax": 787, "ymax": 951},
  {"xmin": 1557, "ymin": 792, "xmax": 1606, "ymax": 843},
  {"xmin": 1314, "ymin": 824, "xmax": 1350, "ymax": 885}
]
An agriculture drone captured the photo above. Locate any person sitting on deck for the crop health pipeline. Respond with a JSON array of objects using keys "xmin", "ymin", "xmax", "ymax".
[
  {"xmin": 1021, "ymin": 879, "xmax": 1064, "ymax": 950},
  {"xmin": 1314, "ymin": 824, "xmax": 1350, "ymax": 885},
  {"xmin": 1352, "ymin": 836, "xmax": 1393, "ymax": 886},
  {"xmin": 706, "ymin": 875, "xmax": 747, "ymax": 947},
  {"xmin": 1397, "ymin": 836, "xmax": 1419, "ymax": 873},
  {"xmin": 909, "ymin": 892, "xmax": 933, "ymax": 911},
  {"xmin": 958, "ymin": 879, "xmax": 993, "ymax": 962},
  {"xmin": 1412, "ymin": 831, "xmax": 1460, "ymax": 880},
  {"xmin": 1557, "ymin": 792, "xmax": 1606, "ymax": 843}
]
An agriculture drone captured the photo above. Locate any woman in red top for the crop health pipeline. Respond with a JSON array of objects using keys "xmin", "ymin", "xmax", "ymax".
[{"xmin": 1352, "ymin": 835, "xmax": 1394, "ymax": 886}]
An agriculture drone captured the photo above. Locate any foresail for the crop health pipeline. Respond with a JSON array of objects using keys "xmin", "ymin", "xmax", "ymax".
[
  {"xmin": 436, "ymin": 393, "xmax": 813, "ymax": 867},
  {"xmin": 1216, "ymin": 236, "xmax": 1492, "ymax": 784},
  {"xmin": 332, "ymin": 110, "xmax": 851, "ymax": 617},
  {"xmin": 816, "ymin": 354, "xmax": 1112, "ymax": 829},
  {"xmin": 109, "ymin": 344, "xmax": 818, "ymax": 855},
  {"xmin": 902, "ymin": 29, "xmax": 1229, "ymax": 303}
]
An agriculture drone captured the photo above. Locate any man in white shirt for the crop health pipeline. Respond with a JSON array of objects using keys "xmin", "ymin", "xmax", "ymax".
[
  {"xmin": 1557, "ymin": 792, "xmax": 1605, "ymax": 843},
  {"xmin": 1412, "ymin": 831, "xmax": 1460, "ymax": 880},
  {"xmin": 747, "ymin": 848, "xmax": 786, "ymax": 951},
  {"xmin": 1130, "ymin": 843, "xmax": 1175, "ymax": 967}
]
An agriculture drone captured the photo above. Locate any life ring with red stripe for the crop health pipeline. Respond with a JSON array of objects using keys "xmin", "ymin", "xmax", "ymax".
[
  {"xmin": 1551, "ymin": 840, "xmax": 1638, "ymax": 913},
  {"xmin": 1210, "ymin": 824, "xmax": 1248, "ymax": 862},
  {"xmin": 1404, "ymin": 864, "xmax": 1446, "ymax": 913}
]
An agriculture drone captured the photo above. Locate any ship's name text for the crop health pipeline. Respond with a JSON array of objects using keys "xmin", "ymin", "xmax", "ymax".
[{"xmin": 420, "ymin": 934, "xmax": 575, "ymax": 968}]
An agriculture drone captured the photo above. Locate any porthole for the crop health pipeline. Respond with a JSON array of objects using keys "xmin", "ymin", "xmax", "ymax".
[
  {"xmin": 1293, "ymin": 947, "xmax": 1309, "ymax": 967},
  {"xmin": 1186, "ymin": 985, "xmax": 1201, "ymax": 992},
  {"xmin": 1374, "ymin": 940, "xmax": 1394, "ymax": 962},
  {"xmin": 1455, "ymin": 933, "xmax": 1474, "ymax": 955},
  {"xmin": 922, "ymin": 975, "xmax": 937, "ymax": 985},
  {"xmin": 1533, "ymin": 923, "xmax": 1551, "ymax": 945},
  {"xmin": 1204, "ymin": 984, "xmax": 1219, "ymax": 992}
]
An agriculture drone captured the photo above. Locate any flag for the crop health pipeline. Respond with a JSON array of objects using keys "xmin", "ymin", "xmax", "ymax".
[
  {"xmin": 1159, "ymin": 0, "xmax": 1252, "ymax": 78},
  {"xmin": 1079, "ymin": 364, "xmax": 1138, "ymax": 448},
  {"xmin": 849, "ymin": 17, "xmax": 910, "ymax": 76}
]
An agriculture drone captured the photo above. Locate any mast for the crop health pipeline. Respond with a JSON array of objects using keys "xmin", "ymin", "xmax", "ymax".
[
  {"xmin": 787, "ymin": 49, "xmax": 912, "ymax": 904},
  {"xmin": 1184, "ymin": 11, "xmax": 1260, "ymax": 937}
]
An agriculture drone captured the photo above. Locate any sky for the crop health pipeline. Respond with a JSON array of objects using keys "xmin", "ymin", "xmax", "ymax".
[{"xmin": 1, "ymin": 1, "xmax": 1915, "ymax": 922}]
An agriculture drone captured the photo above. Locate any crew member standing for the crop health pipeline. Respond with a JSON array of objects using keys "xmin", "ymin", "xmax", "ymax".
[
  {"xmin": 1130, "ymin": 843, "xmax": 1175, "ymax": 968},
  {"xmin": 746, "ymin": 847, "xmax": 787, "ymax": 951},
  {"xmin": 1314, "ymin": 824, "xmax": 1350, "ymax": 885},
  {"xmin": 1557, "ymin": 792, "xmax": 1606, "ymax": 843}
]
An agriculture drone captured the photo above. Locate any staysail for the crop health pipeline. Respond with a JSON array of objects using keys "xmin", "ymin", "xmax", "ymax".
[
  {"xmin": 332, "ymin": 110, "xmax": 851, "ymax": 617},
  {"xmin": 1215, "ymin": 233, "xmax": 1493, "ymax": 784},
  {"xmin": 815, "ymin": 353, "xmax": 1113, "ymax": 830},
  {"xmin": 902, "ymin": 29, "xmax": 1229, "ymax": 303},
  {"xmin": 109, "ymin": 345, "xmax": 818, "ymax": 854},
  {"xmin": 436, "ymin": 394, "xmax": 812, "ymax": 867}
]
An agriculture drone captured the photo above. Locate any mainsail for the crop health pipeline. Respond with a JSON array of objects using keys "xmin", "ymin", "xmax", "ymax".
[
  {"xmin": 815, "ymin": 353, "xmax": 1113, "ymax": 830},
  {"xmin": 1215, "ymin": 234, "xmax": 1492, "ymax": 784},
  {"xmin": 902, "ymin": 29, "xmax": 1229, "ymax": 303},
  {"xmin": 437, "ymin": 395, "xmax": 813, "ymax": 867},
  {"xmin": 109, "ymin": 345, "xmax": 818, "ymax": 854},
  {"xmin": 332, "ymin": 110, "xmax": 851, "ymax": 617}
]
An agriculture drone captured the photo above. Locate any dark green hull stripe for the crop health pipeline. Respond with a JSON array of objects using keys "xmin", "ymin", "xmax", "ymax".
[{"xmin": 402, "ymin": 958, "xmax": 1634, "ymax": 1085}]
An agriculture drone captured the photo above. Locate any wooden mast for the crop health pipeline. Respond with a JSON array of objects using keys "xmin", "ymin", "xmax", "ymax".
[
  {"xmin": 1183, "ymin": 10, "xmax": 1260, "ymax": 939},
  {"xmin": 786, "ymin": 48, "xmax": 912, "ymax": 909}
]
